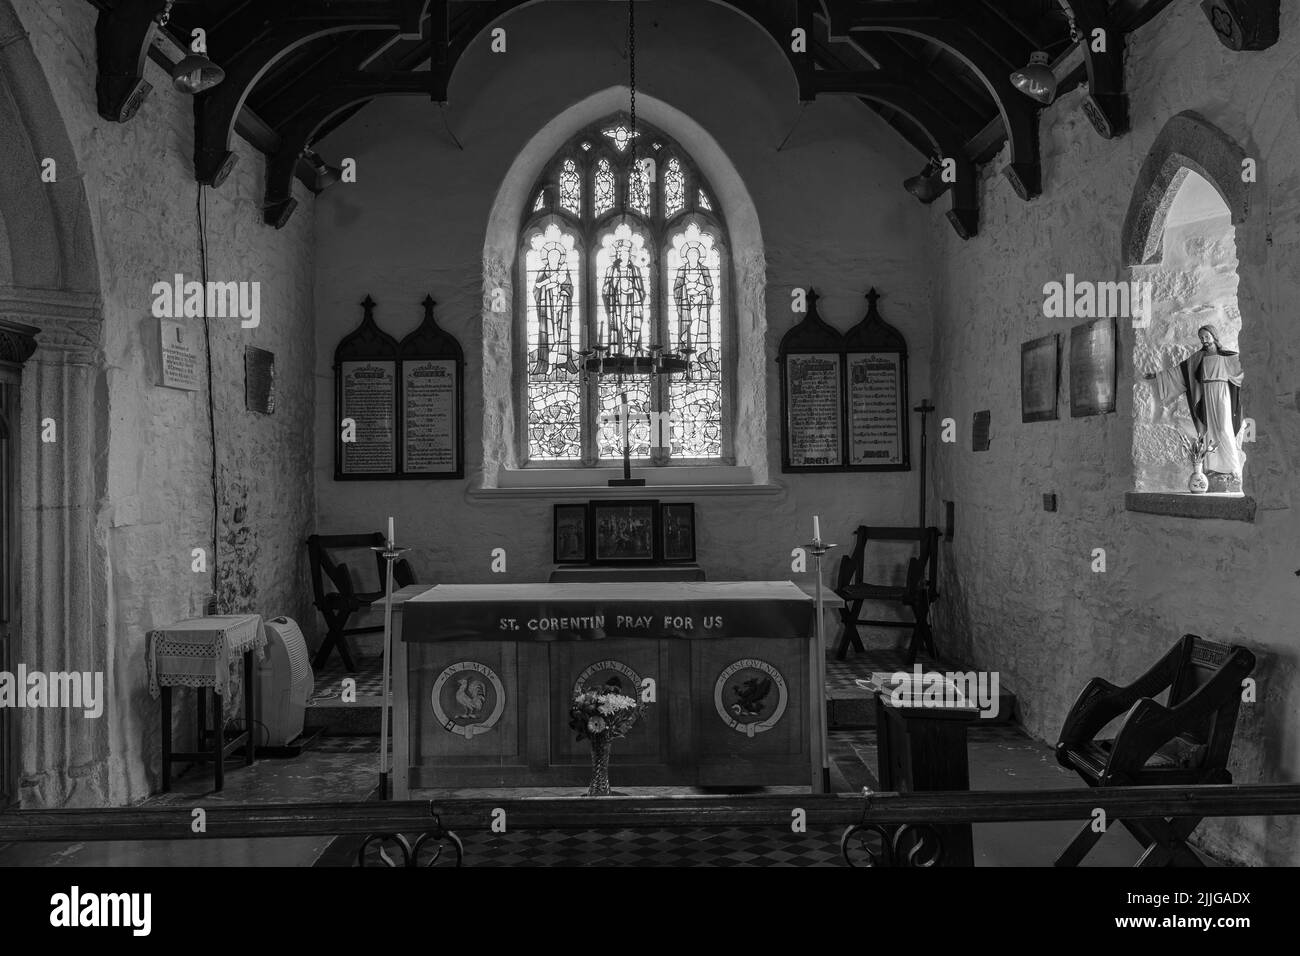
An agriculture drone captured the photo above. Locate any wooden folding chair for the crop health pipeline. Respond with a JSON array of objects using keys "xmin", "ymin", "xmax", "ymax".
[
  {"xmin": 833, "ymin": 526, "xmax": 940, "ymax": 664},
  {"xmin": 307, "ymin": 533, "xmax": 416, "ymax": 671},
  {"xmin": 1054, "ymin": 634, "xmax": 1256, "ymax": 867}
]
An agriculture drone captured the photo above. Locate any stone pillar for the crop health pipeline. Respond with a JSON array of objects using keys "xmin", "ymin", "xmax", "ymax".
[{"xmin": 0, "ymin": 289, "xmax": 110, "ymax": 808}]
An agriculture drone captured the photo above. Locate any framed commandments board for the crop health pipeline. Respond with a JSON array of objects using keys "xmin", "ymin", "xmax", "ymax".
[
  {"xmin": 778, "ymin": 287, "xmax": 911, "ymax": 473},
  {"xmin": 334, "ymin": 295, "xmax": 467, "ymax": 480},
  {"xmin": 336, "ymin": 296, "xmax": 399, "ymax": 479},
  {"xmin": 844, "ymin": 289, "xmax": 909, "ymax": 471},
  {"xmin": 399, "ymin": 296, "xmax": 465, "ymax": 478},
  {"xmin": 778, "ymin": 290, "xmax": 845, "ymax": 471}
]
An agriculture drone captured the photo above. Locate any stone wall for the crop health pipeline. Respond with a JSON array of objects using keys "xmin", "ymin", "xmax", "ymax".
[
  {"xmin": 928, "ymin": 3, "xmax": 1300, "ymax": 864},
  {"xmin": 312, "ymin": 1, "xmax": 936, "ymax": 597},
  {"xmin": 7, "ymin": 0, "xmax": 317, "ymax": 806}
]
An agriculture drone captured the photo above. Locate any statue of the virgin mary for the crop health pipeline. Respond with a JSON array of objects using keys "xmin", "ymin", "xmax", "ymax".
[{"xmin": 1142, "ymin": 323, "xmax": 1245, "ymax": 490}]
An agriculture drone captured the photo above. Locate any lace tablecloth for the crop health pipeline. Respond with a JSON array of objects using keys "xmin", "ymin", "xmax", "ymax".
[{"xmin": 147, "ymin": 614, "xmax": 266, "ymax": 699}]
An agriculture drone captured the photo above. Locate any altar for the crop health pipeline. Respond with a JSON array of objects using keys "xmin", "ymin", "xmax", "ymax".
[{"xmin": 390, "ymin": 582, "xmax": 820, "ymax": 796}]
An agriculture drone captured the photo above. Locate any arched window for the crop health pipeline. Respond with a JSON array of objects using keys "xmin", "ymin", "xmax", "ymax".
[{"xmin": 518, "ymin": 114, "xmax": 729, "ymax": 465}]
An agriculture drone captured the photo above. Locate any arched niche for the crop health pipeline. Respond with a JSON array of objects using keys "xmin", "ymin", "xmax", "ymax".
[
  {"xmin": 481, "ymin": 86, "xmax": 767, "ymax": 487},
  {"xmin": 1122, "ymin": 111, "xmax": 1270, "ymax": 520}
]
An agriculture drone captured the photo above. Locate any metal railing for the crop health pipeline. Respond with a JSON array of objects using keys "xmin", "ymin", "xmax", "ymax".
[{"xmin": 3, "ymin": 784, "xmax": 1298, "ymax": 867}]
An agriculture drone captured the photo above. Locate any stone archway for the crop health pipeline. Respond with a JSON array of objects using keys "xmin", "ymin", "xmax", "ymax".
[{"xmin": 0, "ymin": 0, "xmax": 110, "ymax": 808}]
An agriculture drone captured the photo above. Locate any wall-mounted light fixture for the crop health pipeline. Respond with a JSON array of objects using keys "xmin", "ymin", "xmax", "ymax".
[
  {"xmin": 903, "ymin": 157, "xmax": 948, "ymax": 204},
  {"xmin": 1010, "ymin": 51, "xmax": 1057, "ymax": 105},
  {"xmin": 157, "ymin": 1, "xmax": 225, "ymax": 95},
  {"xmin": 302, "ymin": 149, "xmax": 343, "ymax": 191}
]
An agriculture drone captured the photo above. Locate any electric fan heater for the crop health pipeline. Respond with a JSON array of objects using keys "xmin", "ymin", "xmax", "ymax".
[{"xmin": 258, "ymin": 616, "xmax": 315, "ymax": 748}]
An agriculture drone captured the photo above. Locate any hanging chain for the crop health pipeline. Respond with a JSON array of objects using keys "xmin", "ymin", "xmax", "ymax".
[{"xmin": 627, "ymin": 0, "xmax": 636, "ymax": 143}]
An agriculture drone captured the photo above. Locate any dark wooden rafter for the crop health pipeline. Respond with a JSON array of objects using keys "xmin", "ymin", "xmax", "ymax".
[
  {"xmin": 1198, "ymin": 0, "xmax": 1281, "ymax": 51},
  {"xmin": 1059, "ymin": 0, "xmax": 1128, "ymax": 139},
  {"xmin": 812, "ymin": 73, "xmax": 977, "ymax": 238},
  {"xmin": 193, "ymin": 4, "xmax": 416, "ymax": 186},
  {"xmin": 93, "ymin": 0, "xmax": 169, "ymax": 122},
  {"xmin": 820, "ymin": 0, "xmax": 1042, "ymax": 200}
]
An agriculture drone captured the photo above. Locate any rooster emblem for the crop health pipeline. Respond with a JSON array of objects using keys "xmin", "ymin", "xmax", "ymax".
[
  {"xmin": 455, "ymin": 677, "xmax": 487, "ymax": 719},
  {"xmin": 731, "ymin": 676, "xmax": 773, "ymax": 716}
]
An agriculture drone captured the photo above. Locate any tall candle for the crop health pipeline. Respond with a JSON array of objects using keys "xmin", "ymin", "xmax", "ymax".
[
  {"xmin": 813, "ymin": 515, "xmax": 820, "ymax": 543},
  {"xmin": 387, "ymin": 516, "xmax": 394, "ymax": 544}
]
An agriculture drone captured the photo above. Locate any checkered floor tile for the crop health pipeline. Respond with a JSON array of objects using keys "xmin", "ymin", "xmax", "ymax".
[
  {"xmin": 358, "ymin": 826, "xmax": 848, "ymax": 867},
  {"xmin": 312, "ymin": 655, "xmax": 385, "ymax": 702},
  {"xmin": 824, "ymin": 645, "xmax": 939, "ymax": 698}
]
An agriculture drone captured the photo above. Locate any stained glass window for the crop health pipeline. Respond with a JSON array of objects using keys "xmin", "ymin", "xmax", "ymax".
[
  {"xmin": 601, "ymin": 124, "xmax": 639, "ymax": 152},
  {"xmin": 524, "ymin": 224, "xmax": 582, "ymax": 460},
  {"xmin": 628, "ymin": 158, "xmax": 652, "ymax": 217},
  {"xmin": 594, "ymin": 158, "xmax": 615, "ymax": 217},
  {"xmin": 664, "ymin": 158, "xmax": 685, "ymax": 217},
  {"xmin": 519, "ymin": 116, "xmax": 728, "ymax": 463},
  {"xmin": 559, "ymin": 158, "xmax": 581, "ymax": 215}
]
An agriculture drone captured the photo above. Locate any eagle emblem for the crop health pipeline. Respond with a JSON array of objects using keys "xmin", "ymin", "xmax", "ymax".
[{"xmin": 714, "ymin": 659, "xmax": 788, "ymax": 737}]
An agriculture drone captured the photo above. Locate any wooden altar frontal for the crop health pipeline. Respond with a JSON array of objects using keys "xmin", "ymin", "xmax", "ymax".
[{"xmin": 390, "ymin": 582, "xmax": 820, "ymax": 796}]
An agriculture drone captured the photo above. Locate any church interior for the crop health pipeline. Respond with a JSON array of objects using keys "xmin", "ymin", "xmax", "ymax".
[{"xmin": 1, "ymin": 0, "xmax": 1299, "ymax": 876}]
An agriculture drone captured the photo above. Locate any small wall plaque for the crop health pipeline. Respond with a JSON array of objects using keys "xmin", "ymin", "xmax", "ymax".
[
  {"xmin": 972, "ymin": 410, "xmax": 991, "ymax": 451},
  {"xmin": 245, "ymin": 346, "xmax": 275, "ymax": 414},
  {"xmin": 159, "ymin": 318, "xmax": 201, "ymax": 391}
]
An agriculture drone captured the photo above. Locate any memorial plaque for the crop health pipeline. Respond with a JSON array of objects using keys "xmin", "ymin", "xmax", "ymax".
[
  {"xmin": 785, "ymin": 352, "xmax": 844, "ymax": 468},
  {"xmin": 847, "ymin": 352, "xmax": 904, "ymax": 466},
  {"xmin": 244, "ymin": 346, "xmax": 275, "ymax": 414},
  {"xmin": 398, "ymin": 295, "xmax": 465, "ymax": 479},
  {"xmin": 402, "ymin": 359, "xmax": 457, "ymax": 473},
  {"xmin": 1021, "ymin": 333, "xmax": 1060, "ymax": 423},
  {"xmin": 340, "ymin": 360, "xmax": 397, "ymax": 474},
  {"xmin": 1069, "ymin": 317, "xmax": 1117, "ymax": 417},
  {"xmin": 972, "ymin": 410, "xmax": 992, "ymax": 451},
  {"xmin": 158, "ymin": 318, "xmax": 200, "ymax": 391}
]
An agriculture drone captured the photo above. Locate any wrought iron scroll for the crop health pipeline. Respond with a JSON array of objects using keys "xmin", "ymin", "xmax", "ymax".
[
  {"xmin": 358, "ymin": 811, "xmax": 464, "ymax": 868},
  {"xmin": 840, "ymin": 790, "xmax": 944, "ymax": 867}
]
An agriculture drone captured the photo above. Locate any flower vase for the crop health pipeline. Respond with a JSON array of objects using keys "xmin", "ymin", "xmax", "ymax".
[
  {"xmin": 1188, "ymin": 462, "xmax": 1209, "ymax": 494},
  {"xmin": 587, "ymin": 732, "xmax": 612, "ymax": 797}
]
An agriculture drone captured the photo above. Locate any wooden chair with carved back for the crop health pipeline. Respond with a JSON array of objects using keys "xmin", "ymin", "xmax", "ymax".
[
  {"xmin": 833, "ymin": 526, "xmax": 940, "ymax": 664},
  {"xmin": 1054, "ymin": 633, "xmax": 1256, "ymax": 866},
  {"xmin": 306, "ymin": 532, "xmax": 416, "ymax": 672}
]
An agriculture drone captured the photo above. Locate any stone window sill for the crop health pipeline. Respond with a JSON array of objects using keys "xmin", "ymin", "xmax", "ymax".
[
  {"xmin": 1125, "ymin": 492, "xmax": 1257, "ymax": 522},
  {"xmin": 472, "ymin": 466, "xmax": 780, "ymax": 500}
]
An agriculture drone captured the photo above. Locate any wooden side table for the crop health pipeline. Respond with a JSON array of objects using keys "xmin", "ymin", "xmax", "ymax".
[
  {"xmin": 875, "ymin": 693, "xmax": 977, "ymax": 866},
  {"xmin": 148, "ymin": 614, "xmax": 266, "ymax": 792}
]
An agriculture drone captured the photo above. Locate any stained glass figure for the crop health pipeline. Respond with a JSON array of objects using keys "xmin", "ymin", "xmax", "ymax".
[
  {"xmin": 559, "ymin": 158, "xmax": 581, "ymax": 216},
  {"xmin": 628, "ymin": 159, "xmax": 652, "ymax": 217},
  {"xmin": 672, "ymin": 232, "xmax": 715, "ymax": 357},
  {"xmin": 525, "ymin": 225, "xmax": 582, "ymax": 460},
  {"xmin": 594, "ymin": 158, "xmax": 615, "ymax": 216},
  {"xmin": 602, "ymin": 124, "xmax": 640, "ymax": 152},
  {"xmin": 598, "ymin": 224, "xmax": 650, "ymax": 356},
  {"xmin": 664, "ymin": 157, "xmax": 685, "ymax": 217},
  {"xmin": 698, "ymin": 189, "xmax": 712, "ymax": 211}
]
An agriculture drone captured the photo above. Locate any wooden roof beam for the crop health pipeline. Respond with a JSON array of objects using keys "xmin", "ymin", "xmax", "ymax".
[{"xmin": 93, "ymin": 0, "xmax": 170, "ymax": 122}]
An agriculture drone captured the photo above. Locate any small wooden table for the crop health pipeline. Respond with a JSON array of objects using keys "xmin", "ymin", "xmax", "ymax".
[
  {"xmin": 875, "ymin": 693, "xmax": 977, "ymax": 866},
  {"xmin": 148, "ymin": 615, "xmax": 265, "ymax": 792}
]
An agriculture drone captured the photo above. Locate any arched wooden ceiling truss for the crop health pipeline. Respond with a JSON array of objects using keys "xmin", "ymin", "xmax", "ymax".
[{"xmin": 87, "ymin": 0, "xmax": 1279, "ymax": 236}]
